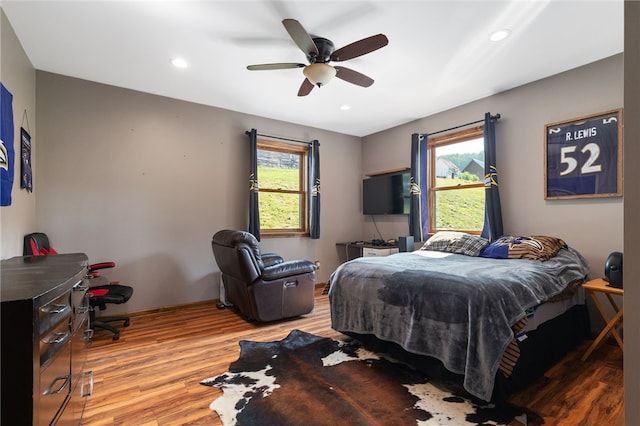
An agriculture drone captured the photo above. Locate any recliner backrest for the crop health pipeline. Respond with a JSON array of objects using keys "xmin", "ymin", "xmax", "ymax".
[{"xmin": 212, "ymin": 230, "xmax": 265, "ymax": 284}]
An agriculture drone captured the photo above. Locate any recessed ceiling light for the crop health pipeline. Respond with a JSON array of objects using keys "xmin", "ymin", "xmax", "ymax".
[
  {"xmin": 171, "ymin": 57, "xmax": 189, "ymax": 68},
  {"xmin": 340, "ymin": 104, "xmax": 351, "ymax": 111},
  {"xmin": 489, "ymin": 29, "xmax": 511, "ymax": 42}
]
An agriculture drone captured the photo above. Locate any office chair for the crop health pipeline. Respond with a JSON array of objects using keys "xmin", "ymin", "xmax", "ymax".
[{"xmin": 23, "ymin": 232, "xmax": 133, "ymax": 340}]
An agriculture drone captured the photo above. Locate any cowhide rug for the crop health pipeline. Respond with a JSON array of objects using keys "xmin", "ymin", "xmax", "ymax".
[{"xmin": 201, "ymin": 330, "xmax": 541, "ymax": 426}]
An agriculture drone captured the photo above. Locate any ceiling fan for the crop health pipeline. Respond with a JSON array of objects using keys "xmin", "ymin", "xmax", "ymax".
[{"xmin": 247, "ymin": 19, "xmax": 389, "ymax": 96}]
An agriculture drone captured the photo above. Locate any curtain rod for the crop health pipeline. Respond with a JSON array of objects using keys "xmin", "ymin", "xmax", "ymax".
[
  {"xmin": 246, "ymin": 130, "xmax": 313, "ymax": 146},
  {"xmin": 426, "ymin": 113, "xmax": 501, "ymax": 137}
]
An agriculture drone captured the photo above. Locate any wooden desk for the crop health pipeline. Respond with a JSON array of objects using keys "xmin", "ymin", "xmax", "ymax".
[{"xmin": 581, "ymin": 278, "xmax": 623, "ymax": 361}]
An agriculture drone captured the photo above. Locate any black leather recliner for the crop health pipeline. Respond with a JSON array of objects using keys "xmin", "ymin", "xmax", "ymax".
[{"xmin": 211, "ymin": 229, "xmax": 316, "ymax": 322}]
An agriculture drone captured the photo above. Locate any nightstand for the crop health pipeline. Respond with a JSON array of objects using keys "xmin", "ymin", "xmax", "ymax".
[{"xmin": 581, "ymin": 278, "xmax": 623, "ymax": 361}]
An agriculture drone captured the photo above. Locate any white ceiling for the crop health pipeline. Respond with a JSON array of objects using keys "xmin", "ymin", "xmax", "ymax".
[{"xmin": 2, "ymin": 1, "xmax": 624, "ymax": 137}]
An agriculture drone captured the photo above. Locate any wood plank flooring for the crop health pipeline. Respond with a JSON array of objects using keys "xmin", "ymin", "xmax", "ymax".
[{"xmin": 82, "ymin": 287, "xmax": 623, "ymax": 426}]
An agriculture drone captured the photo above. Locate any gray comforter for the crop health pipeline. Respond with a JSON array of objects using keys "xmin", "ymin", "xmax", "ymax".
[{"xmin": 328, "ymin": 247, "xmax": 589, "ymax": 401}]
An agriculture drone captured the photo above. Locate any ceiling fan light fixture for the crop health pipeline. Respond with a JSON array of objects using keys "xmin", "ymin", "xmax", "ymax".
[{"xmin": 303, "ymin": 63, "xmax": 336, "ymax": 87}]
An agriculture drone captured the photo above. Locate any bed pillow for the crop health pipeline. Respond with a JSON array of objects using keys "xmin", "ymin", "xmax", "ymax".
[
  {"xmin": 420, "ymin": 231, "xmax": 489, "ymax": 257},
  {"xmin": 480, "ymin": 235, "xmax": 567, "ymax": 261}
]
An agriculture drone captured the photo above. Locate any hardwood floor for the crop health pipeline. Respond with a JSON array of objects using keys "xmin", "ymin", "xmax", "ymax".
[{"xmin": 82, "ymin": 287, "xmax": 623, "ymax": 425}]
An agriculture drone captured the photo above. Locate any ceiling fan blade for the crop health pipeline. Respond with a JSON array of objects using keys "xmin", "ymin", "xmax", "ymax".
[
  {"xmin": 247, "ymin": 63, "xmax": 306, "ymax": 71},
  {"xmin": 297, "ymin": 78, "xmax": 314, "ymax": 97},
  {"xmin": 282, "ymin": 19, "xmax": 319, "ymax": 58},
  {"xmin": 334, "ymin": 66, "xmax": 374, "ymax": 87},
  {"xmin": 331, "ymin": 34, "xmax": 389, "ymax": 62}
]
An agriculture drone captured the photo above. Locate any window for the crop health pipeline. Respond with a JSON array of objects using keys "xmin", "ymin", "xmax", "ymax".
[
  {"xmin": 257, "ymin": 139, "xmax": 308, "ymax": 236},
  {"xmin": 429, "ymin": 127, "xmax": 485, "ymax": 234}
]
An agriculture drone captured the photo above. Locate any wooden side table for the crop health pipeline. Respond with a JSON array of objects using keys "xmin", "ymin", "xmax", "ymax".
[{"xmin": 581, "ymin": 278, "xmax": 623, "ymax": 361}]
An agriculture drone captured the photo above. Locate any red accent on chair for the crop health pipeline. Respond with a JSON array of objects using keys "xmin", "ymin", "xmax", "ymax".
[
  {"xmin": 89, "ymin": 262, "xmax": 116, "ymax": 270},
  {"xmin": 29, "ymin": 239, "xmax": 41, "ymax": 256}
]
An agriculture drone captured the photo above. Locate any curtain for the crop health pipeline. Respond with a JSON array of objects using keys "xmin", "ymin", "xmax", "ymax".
[
  {"xmin": 409, "ymin": 133, "xmax": 429, "ymax": 241},
  {"xmin": 309, "ymin": 140, "xmax": 320, "ymax": 239},
  {"xmin": 247, "ymin": 128, "xmax": 260, "ymax": 240},
  {"xmin": 481, "ymin": 113, "xmax": 503, "ymax": 241},
  {"xmin": 1, "ymin": 83, "xmax": 15, "ymax": 206}
]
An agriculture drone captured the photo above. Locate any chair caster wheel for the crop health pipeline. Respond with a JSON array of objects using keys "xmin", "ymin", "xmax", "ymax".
[
  {"xmin": 123, "ymin": 319, "xmax": 130, "ymax": 327},
  {"xmin": 112, "ymin": 334, "xmax": 120, "ymax": 341}
]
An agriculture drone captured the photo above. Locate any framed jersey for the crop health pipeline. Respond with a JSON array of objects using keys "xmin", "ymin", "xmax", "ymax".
[{"xmin": 545, "ymin": 109, "xmax": 623, "ymax": 200}]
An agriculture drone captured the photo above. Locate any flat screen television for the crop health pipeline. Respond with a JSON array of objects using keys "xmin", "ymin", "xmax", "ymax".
[{"xmin": 362, "ymin": 171, "xmax": 411, "ymax": 215}]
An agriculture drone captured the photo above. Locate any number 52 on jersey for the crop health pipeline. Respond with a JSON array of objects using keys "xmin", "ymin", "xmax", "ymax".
[{"xmin": 545, "ymin": 109, "xmax": 623, "ymax": 199}]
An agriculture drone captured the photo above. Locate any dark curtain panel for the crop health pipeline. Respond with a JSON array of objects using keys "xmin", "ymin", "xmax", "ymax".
[
  {"xmin": 309, "ymin": 140, "xmax": 320, "ymax": 239},
  {"xmin": 409, "ymin": 133, "xmax": 429, "ymax": 241},
  {"xmin": 481, "ymin": 113, "xmax": 503, "ymax": 241},
  {"xmin": 248, "ymin": 128, "xmax": 260, "ymax": 240}
]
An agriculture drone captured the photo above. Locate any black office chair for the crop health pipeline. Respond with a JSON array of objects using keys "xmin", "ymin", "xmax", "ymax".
[{"xmin": 23, "ymin": 232, "xmax": 134, "ymax": 340}]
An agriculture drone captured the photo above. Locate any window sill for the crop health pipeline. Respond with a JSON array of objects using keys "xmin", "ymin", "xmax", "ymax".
[{"xmin": 261, "ymin": 231, "xmax": 309, "ymax": 239}]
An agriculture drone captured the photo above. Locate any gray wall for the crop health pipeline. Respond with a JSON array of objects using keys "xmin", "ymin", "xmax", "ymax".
[{"xmin": 33, "ymin": 71, "xmax": 362, "ymax": 313}]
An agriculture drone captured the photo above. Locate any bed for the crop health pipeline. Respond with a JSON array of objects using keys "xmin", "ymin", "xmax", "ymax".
[{"xmin": 328, "ymin": 232, "xmax": 591, "ymax": 402}]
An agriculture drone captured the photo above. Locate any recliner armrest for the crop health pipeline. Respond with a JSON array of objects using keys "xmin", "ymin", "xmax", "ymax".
[
  {"xmin": 261, "ymin": 259, "xmax": 316, "ymax": 281},
  {"xmin": 261, "ymin": 253, "xmax": 284, "ymax": 267}
]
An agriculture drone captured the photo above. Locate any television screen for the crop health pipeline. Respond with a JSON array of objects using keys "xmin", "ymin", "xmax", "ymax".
[{"xmin": 363, "ymin": 172, "xmax": 411, "ymax": 215}]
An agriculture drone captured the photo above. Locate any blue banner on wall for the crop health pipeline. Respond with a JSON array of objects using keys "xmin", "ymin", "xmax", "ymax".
[{"xmin": 1, "ymin": 83, "xmax": 15, "ymax": 206}]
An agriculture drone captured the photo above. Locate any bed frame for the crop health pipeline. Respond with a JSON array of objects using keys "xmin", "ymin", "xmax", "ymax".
[{"xmin": 342, "ymin": 303, "xmax": 590, "ymax": 403}]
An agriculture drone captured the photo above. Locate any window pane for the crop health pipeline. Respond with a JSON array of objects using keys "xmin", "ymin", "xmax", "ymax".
[
  {"xmin": 259, "ymin": 192, "xmax": 302, "ymax": 229},
  {"xmin": 434, "ymin": 187, "xmax": 485, "ymax": 231},
  {"xmin": 257, "ymin": 151, "xmax": 300, "ymax": 191},
  {"xmin": 434, "ymin": 138, "xmax": 484, "ymax": 188},
  {"xmin": 256, "ymin": 144, "xmax": 307, "ymax": 233}
]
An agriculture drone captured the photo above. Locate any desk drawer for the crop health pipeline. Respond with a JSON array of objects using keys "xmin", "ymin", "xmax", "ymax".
[
  {"xmin": 39, "ymin": 291, "xmax": 72, "ymax": 336},
  {"xmin": 40, "ymin": 313, "xmax": 72, "ymax": 368},
  {"xmin": 38, "ymin": 341, "xmax": 71, "ymax": 426}
]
